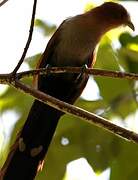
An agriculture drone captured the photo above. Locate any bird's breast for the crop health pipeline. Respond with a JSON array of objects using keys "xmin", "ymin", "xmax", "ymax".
[{"xmin": 53, "ymin": 19, "xmax": 98, "ymax": 67}]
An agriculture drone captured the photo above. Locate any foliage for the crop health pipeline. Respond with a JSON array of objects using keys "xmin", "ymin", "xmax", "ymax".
[
  {"xmin": 0, "ymin": 14, "xmax": 138, "ymax": 180},
  {"xmin": 35, "ymin": 19, "xmax": 56, "ymax": 36}
]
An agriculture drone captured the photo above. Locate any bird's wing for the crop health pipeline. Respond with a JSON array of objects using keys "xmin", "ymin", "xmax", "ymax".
[{"xmin": 33, "ymin": 21, "xmax": 66, "ymax": 88}]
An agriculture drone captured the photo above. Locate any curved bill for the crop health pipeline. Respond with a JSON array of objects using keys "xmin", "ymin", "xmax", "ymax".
[{"xmin": 127, "ymin": 21, "xmax": 135, "ymax": 31}]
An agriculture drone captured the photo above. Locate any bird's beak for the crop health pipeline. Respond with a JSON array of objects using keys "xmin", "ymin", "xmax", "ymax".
[{"xmin": 126, "ymin": 20, "xmax": 135, "ymax": 31}]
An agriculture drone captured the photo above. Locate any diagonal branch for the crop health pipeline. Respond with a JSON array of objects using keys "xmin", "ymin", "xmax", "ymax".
[
  {"xmin": 12, "ymin": 0, "xmax": 37, "ymax": 74},
  {"xmin": 11, "ymin": 79, "xmax": 138, "ymax": 144},
  {"xmin": 0, "ymin": 0, "xmax": 9, "ymax": 7}
]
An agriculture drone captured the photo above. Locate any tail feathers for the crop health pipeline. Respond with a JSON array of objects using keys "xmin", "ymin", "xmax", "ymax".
[
  {"xmin": 0, "ymin": 133, "xmax": 20, "ymax": 180},
  {"xmin": 0, "ymin": 100, "xmax": 63, "ymax": 179}
]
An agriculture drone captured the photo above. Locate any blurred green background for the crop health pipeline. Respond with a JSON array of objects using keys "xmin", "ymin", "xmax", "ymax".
[{"xmin": 0, "ymin": 0, "xmax": 138, "ymax": 179}]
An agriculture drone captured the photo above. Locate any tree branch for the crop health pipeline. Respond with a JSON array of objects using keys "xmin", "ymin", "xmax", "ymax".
[
  {"xmin": 0, "ymin": 66, "xmax": 137, "ymax": 84},
  {"xmin": 0, "ymin": 66, "xmax": 137, "ymax": 145},
  {"xmin": 0, "ymin": 0, "xmax": 138, "ymax": 178},
  {"xmin": 0, "ymin": 0, "xmax": 9, "ymax": 7},
  {"xmin": 16, "ymin": 67, "xmax": 138, "ymax": 81},
  {"xmin": 12, "ymin": 0, "xmax": 37, "ymax": 74},
  {"xmin": 9, "ymin": 79, "xmax": 138, "ymax": 144}
]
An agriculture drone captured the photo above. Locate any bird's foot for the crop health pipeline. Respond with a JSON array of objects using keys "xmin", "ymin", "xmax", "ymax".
[
  {"xmin": 45, "ymin": 64, "xmax": 52, "ymax": 76},
  {"xmin": 75, "ymin": 64, "xmax": 88, "ymax": 83}
]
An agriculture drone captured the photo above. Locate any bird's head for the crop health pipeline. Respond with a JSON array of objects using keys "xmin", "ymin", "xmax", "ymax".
[{"xmin": 92, "ymin": 2, "xmax": 134, "ymax": 31}]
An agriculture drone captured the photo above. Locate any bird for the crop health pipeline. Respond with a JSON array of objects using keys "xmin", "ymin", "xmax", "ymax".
[{"xmin": 0, "ymin": 2, "xmax": 134, "ymax": 179}]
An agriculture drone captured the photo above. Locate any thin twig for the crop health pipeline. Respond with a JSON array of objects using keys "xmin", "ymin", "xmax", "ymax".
[
  {"xmin": 16, "ymin": 67, "xmax": 138, "ymax": 80},
  {"xmin": 0, "ymin": 73, "xmax": 11, "ymax": 84},
  {"xmin": 12, "ymin": 0, "xmax": 37, "ymax": 74},
  {"xmin": 0, "ymin": 67, "xmax": 137, "ymax": 84},
  {"xmin": 12, "ymin": 79, "xmax": 138, "ymax": 144},
  {"xmin": 0, "ymin": 0, "xmax": 9, "ymax": 7},
  {"xmin": 0, "ymin": 67, "xmax": 138, "ymax": 84}
]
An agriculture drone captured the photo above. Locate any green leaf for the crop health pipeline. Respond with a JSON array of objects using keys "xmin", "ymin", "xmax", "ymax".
[
  {"xmin": 25, "ymin": 53, "xmax": 41, "ymax": 69},
  {"xmin": 35, "ymin": 19, "xmax": 57, "ymax": 36},
  {"xmin": 36, "ymin": 115, "xmax": 120, "ymax": 179},
  {"xmin": 110, "ymin": 140, "xmax": 138, "ymax": 180}
]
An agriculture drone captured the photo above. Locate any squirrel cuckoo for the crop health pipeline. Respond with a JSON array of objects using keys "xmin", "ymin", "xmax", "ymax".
[{"xmin": 1, "ymin": 2, "xmax": 134, "ymax": 179}]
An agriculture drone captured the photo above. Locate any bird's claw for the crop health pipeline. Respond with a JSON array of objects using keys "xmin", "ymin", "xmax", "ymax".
[
  {"xmin": 75, "ymin": 64, "xmax": 88, "ymax": 83},
  {"xmin": 45, "ymin": 64, "xmax": 52, "ymax": 76}
]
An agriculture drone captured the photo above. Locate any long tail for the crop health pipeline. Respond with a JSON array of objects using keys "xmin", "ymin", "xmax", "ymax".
[{"xmin": 0, "ymin": 100, "xmax": 63, "ymax": 179}]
